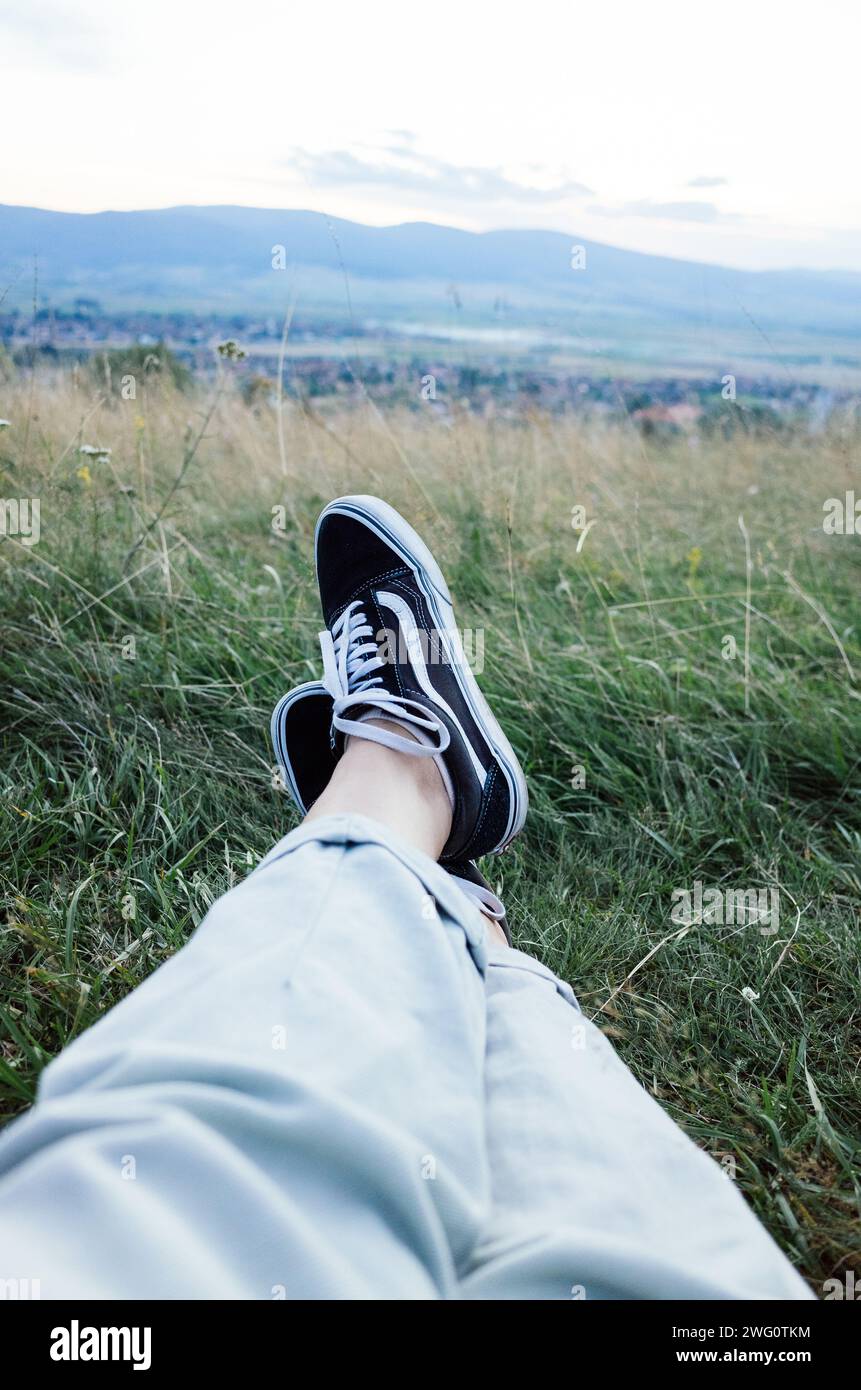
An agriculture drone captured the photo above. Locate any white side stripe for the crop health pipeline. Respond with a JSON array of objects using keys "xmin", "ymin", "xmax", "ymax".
[{"xmin": 375, "ymin": 589, "xmax": 487, "ymax": 783}]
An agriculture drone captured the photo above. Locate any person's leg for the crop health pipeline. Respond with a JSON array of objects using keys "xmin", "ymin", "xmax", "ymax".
[
  {"xmin": 0, "ymin": 736, "xmax": 493, "ymax": 1299},
  {"xmin": 459, "ymin": 945, "xmax": 813, "ymax": 1300},
  {"xmin": 306, "ymin": 726, "xmax": 509, "ymax": 949},
  {"xmin": 305, "ymin": 719, "xmax": 452, "ymax": 859},
  {"xmin": 274, "ymin": 681, "xmax": 512, "ymax": 947},
  {"xmin": 0, "ymin": 488, "xmax": 529, "ymax": 1301}
]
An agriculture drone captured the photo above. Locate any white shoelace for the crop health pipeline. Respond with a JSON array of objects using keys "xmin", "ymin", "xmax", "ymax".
[
  {"xmin": 319, "ymin": 601, "xmax": 451, "ymax": 757},
  {"xmin": 450, "ymin": 875, "xmax": 506, "ymax": 922}
]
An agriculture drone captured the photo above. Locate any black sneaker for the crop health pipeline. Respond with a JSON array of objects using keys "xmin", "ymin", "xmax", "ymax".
[
  {"xmin": 270, "ymin": 679, "xmax": 510, "ymax": 941},
  {"xmin": 312, "ymin": 494, "xmax": 528, "ymax": 861},
  {"xmin": 270, "ymin": 680, "xmax": 337, "ymax": 815}
]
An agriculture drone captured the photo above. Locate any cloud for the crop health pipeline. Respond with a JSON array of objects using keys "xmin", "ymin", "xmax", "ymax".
[
  {"xmin": 591, "ymin": 199, "xmax": 724, "ymax": 223},
  {"xmin": 290, "ymin": 146, "xmax": 593, "ymax": 203},
  {"xmin": 0, "ymin": 1, "xmax": 110, "ymax": 70},
  {"xmin": 688, "ymin": 175, "xmax": 728, "ymax": 188}
]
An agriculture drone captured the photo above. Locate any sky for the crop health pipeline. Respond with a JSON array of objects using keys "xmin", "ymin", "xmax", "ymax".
[{"xmin": 2, "ymin": 0, "xmax": 860, "ymax": 272}]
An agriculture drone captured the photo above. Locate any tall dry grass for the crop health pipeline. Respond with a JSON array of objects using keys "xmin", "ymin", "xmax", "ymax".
[{"xmin": 1, "ymin": 367, "xmax": 859, "ymax": 1288}]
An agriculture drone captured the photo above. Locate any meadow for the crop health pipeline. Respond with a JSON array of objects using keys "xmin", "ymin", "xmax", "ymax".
[{"xmin": 1, "ymin": 364, "xmax": 859, "ymax": 1292}]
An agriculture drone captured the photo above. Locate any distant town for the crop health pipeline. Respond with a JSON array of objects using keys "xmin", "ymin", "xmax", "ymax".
[{"xmin": 1, "ymin": 301, "xmax": 857, "ymax": 431}]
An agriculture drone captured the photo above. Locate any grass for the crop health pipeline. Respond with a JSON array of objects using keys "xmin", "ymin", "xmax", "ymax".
[{"xmin": 1, "ymin": 367, "xmax": 859, "ymax": 1292}]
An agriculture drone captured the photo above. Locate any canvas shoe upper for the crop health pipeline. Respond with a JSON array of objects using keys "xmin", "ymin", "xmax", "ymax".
[{"xmin": 312, "ymin": 495, "xmax": 528, "ymax": 862}]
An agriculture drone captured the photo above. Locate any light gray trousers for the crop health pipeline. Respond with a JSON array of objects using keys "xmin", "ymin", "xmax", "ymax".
[{"xmin": 0, "ymin": 814, "xmax": 811, "ymax": 1299}]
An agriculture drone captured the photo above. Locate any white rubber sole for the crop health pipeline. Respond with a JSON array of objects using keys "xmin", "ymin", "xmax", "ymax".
[
  {"xmin": 315, "ymin": 495, "xmax": 528, "ymax": 852},
  {"xmin": 270, "ymin": 680, "xmax": 326, "ymax": 816}
]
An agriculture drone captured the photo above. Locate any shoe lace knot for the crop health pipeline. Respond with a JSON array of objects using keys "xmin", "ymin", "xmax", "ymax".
[{"xmin": 319, "ymin": 601, "xmax": 449, "ymax": 757}]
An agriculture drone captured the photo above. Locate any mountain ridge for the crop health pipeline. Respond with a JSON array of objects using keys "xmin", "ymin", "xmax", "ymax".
[{"xmin": 2, "ymin": 203, "xmax": 860, "ymax": 350}]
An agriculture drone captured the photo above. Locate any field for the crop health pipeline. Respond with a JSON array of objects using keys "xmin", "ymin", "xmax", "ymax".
[{"xmin": 1, "ymin": 366, "xmax": 859, "ymax": 1292}]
